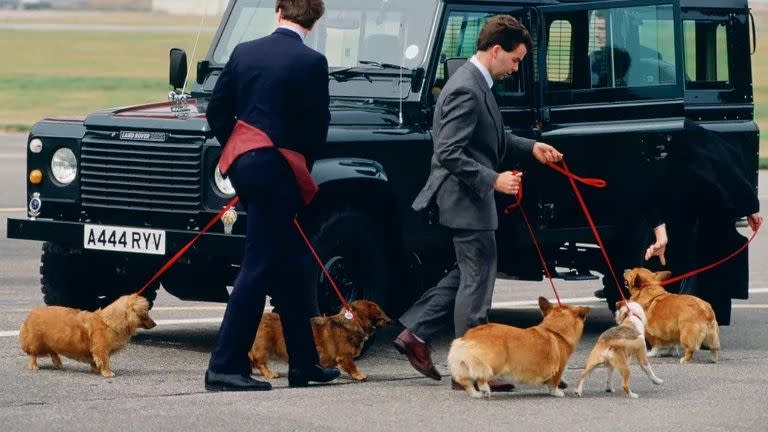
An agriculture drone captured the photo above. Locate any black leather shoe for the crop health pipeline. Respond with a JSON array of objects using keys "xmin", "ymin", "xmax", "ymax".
[
  {"xmin": 288, "ymin": 364, "xmax": 341, "ymax": 387},
  {"xmin": 204, "ymin": 370, "xmax": 272, "ymax": 392}
]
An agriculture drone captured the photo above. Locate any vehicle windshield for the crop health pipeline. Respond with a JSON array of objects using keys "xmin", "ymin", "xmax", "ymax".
[{"xmin": 212, "ymin": 0, "xmax": 439, "ymax": 71}]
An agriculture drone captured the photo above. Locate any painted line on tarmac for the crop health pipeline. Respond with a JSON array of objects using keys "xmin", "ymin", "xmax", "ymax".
[
  {"xmin": 0, "ymin": 317, "xmax": 225, "ymax": 338},
  {"xmin": 150, "ymin": 306, "xmax": 226, "ymax": 312},
  {"xmin": 1, "ymin": 289, "xmax": 766, "ymax": 338},
  {"xmin": 492, "ymin": 288, "xmax": 768, "ymax": 308}
]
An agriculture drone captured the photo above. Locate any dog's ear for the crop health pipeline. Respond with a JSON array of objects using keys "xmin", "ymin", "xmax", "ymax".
[
  {"xmin": 538, "ymin": 297, "xmax": 552, "ymax": 315},
  {"xmin": 576, "ymin": 306, "xmax": 591, "ymax": 320},
  {"xmin": 614, "ymin": 305, "xmax": 628, "ymax": 323},
  {"xmin": 624, "ymin": 269, "xmax": 637, "ymax": 289},
  {"xmin": 654, "ymin": 271, "xmax": 672, "ymax": 282}
]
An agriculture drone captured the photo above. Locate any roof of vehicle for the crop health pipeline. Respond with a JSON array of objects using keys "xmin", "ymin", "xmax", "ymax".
[{"xmin": 444, "ymin": 0, "xmax": 750, "ymax": 8}]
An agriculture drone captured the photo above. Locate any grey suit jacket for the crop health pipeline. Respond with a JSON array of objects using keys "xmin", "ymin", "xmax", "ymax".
[{"xmin": 412, "ymin": 62, "xmax": 535, "ymax": 230}]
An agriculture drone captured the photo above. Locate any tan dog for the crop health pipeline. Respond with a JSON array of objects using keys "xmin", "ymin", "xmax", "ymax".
[
  {"xmin": 574, "ymin": 300, "xmax": 663, "ymax": 398},
  {"xmin": 625, "ymin": 267, "xmax": 720, "ymax": 363},
  {"xmin": 19, "ymin": 294, "xmax": 156, "ymax": 377},
  {"xmin": 447, "ymin": 297, "xmax": 590, "ymax": 398},
  {"xmin": 249, "ymin": 300, "xmax": 391, "ymax": 381}
]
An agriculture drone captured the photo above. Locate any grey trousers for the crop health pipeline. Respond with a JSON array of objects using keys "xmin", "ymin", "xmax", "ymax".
[{"xmin": 399, "ymin": 230, "xmax": 497, "ymax": 342}]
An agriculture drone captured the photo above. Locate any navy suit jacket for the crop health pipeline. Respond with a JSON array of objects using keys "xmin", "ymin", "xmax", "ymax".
[{"xmin": 207, "ymin": 28, "xmax": 330, "ymax": 169}]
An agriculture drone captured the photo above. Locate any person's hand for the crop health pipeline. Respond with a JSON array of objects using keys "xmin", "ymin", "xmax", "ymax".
[
  {"xmin": 532, "ymin": 142, "xmax": 563, "ymax": 164},
  {"xmin": 645, "ymin": 240, "xmax": 667, "ymax": 266},
  {"xmin": 494, "ymin": 171, "xmax": 522, "ymax": 196},
  {"xmin": 644, "ymin": 224, "xmax": 668, "ymax": 265},
  {"xmin": 747, "ymin": 213, "xmax": 763, "ymax": 232}
]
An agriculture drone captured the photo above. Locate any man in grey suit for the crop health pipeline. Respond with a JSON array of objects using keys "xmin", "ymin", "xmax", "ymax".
[{"xmin": 393, "ymin": 15, "xmax": 563, "ymax": 388}]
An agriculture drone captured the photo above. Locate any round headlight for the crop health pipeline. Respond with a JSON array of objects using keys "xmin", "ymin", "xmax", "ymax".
[
  {"xmin": 51, "ymin": 148, "xmax": 77, "ymax": 185},
  {"xmin": 214, "ymin": 164, "xmax": 235, "ymax": 196},
  {"xmin": 29, "ymin": 138, "xmax": 43, "ymax": 154}
]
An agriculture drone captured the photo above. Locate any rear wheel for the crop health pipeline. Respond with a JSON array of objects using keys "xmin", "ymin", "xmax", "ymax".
[
  {"xmin": 40, "ymin": 242, "xmax": 159, "ymax": 311},
  {"xmin": 304, "ymin": 210, "xmax": 394, "ymax": 358},
  {"xmin": 307, "ymin": 210, "xmax": 391, "ymax": 316}
]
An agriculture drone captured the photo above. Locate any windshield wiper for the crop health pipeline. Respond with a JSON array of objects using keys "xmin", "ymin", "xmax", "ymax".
[
  {"xmin": 358, "ymin": 60, "xmax": 410, "ymax": 71},
  {"xmin": 328, "ymin": 67, "xmax": 373, "ymax": 83}
]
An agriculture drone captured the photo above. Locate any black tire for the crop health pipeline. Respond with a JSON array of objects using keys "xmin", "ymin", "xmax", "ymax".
[
  {"xmin": 305, "ymin": 210, "xmax": 392, "ymax": 317},
  {"xmin": 40, "ymin": 242, "xmax": 159, "ymax": 311},
  {"xmin": 302, "ymin": 210, "xmax": 393, "ymax": 358}
]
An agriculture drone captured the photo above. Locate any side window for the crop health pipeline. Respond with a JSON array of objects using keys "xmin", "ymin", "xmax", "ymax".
[
  {"xmin": 432, "ymin": 10, "xmax": 526, "ymax": 105},
  {"xmin": 683, "ymin": 19, "xmax": 731, "ymax": 89},
  {"xmin": 546, "ymin": 20, "xmax": 574, "ymax": 88},
  {"xmin": 545, "ymin": 3, "xmax": 678, "ymax": 99}
]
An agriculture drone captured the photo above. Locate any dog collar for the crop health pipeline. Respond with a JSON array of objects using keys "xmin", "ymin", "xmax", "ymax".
[{"xmin": 626, "ymin": 310, "xmax": 644, "ymax": 323}]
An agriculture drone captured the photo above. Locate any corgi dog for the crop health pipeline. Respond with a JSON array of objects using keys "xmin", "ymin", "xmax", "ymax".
[
  {"xmin": 574, "ymin": 300, "xmax": 663, "ymax": 398},
  {"xmin": 448, "ymin": 297, "xmax": 589, "ymax": 399},
  {"xmin": 626, "ymin": 267, "xmax": 720, "ymax": 363}
]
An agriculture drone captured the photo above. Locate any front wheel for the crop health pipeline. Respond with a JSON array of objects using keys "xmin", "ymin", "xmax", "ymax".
[{"xmin": 40, "ymin": 242, "xmax": 159, "ymax": 311}]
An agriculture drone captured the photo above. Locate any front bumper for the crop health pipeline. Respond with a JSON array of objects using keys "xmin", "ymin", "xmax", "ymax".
[{"xmin": 6, "ymin": 218, "xmax": 245, "ymax": 258}]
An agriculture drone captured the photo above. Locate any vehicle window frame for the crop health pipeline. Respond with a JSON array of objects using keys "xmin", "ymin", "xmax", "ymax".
[
  {"xmin": 681, "ymin": 8, "xmax": 752, "ymax": 105},
  {"xmin": 421, "ymin": 3, "xmax": 533, "ymax": 109},
  {"xmin": 536, "ymin": 0, "xmax": 685, "ymax": 107}
]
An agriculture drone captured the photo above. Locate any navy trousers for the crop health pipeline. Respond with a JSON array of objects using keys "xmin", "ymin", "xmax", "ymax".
[{"xmin": 208, "ymin": 149, "xmax": 319, "ymax": 375}]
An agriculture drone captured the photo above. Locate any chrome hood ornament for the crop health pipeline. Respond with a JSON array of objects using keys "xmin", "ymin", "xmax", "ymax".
[{"xmin": 168, "ymin": 91, "xmax": 191, "ymax": 120}]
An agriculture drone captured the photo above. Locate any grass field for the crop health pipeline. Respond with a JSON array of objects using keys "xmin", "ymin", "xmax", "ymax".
[
  {"xmin": 0, "ymin": 10, "xmax": 217, "ymax": 27},
  {"xmin": 0, "ymin": 8, "xmax": 766, "ymax": 164}
]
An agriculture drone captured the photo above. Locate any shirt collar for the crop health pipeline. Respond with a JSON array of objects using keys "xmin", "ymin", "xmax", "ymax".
[
  {"xmin": 278, "ymin": 24, "xmax": 306, "ymax": 43},
  {"xmin": 469, "ymin": 55, "xmax": 493, "ymax": 89}
]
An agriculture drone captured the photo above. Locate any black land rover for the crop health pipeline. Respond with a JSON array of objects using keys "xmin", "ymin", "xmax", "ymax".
[{"xmin": 6, "ymin": 0, "xmax": 759, "ymax": 314}]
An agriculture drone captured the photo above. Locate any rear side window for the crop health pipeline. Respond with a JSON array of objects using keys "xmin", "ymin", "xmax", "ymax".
[{"xmin": 683, "ymin": 19, "xmax": 731, "ymax": 89}]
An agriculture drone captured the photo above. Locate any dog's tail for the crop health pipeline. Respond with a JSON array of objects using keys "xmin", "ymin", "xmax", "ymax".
[
  {"xmin": 599, "ymin": 337, "xmax": 643, "ymax": 364},
  {"xmin": 704, "ymin": 319, "xmax": 720, "ymax": 351},
  {"xmin": 447, "ymin": 338, "xmax": 492, "ymax": 382},
  {"xmin": 18, "ymin": 321, "xmax": 30, "ymax": 354}
]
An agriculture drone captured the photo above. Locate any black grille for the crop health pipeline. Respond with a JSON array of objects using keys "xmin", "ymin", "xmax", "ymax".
[{"xmin": 80, "ymin": 131, "xmax": 203, "ymax": 213}]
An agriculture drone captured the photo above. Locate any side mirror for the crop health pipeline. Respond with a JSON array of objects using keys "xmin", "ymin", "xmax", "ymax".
[
  {"xmin": 169, "ymin": 48, "xmax": 188, "ymax": 90},
  {"xmin": 196, "ymin": 60, "xmax": 210, "ymax": 85},
  {"xmin": 410, "ymin": 67, "xmax": 425, "ymax": 93}
]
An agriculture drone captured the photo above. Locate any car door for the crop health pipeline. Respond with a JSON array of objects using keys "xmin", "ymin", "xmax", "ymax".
[{"xmin": 527, "ymin": 0, "xmax": 686, "ymax": 245}]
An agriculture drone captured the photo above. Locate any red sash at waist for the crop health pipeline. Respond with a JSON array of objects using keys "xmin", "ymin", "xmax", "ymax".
[{"xmin": 218, "ymin": 120, "xmax": 318, "ymax": 205}]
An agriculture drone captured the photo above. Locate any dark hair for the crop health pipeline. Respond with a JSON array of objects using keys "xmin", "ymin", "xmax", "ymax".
[
  {"xmin": 275, "ymin": 0, "xmax": 325, "ymax": 29},
  {"xmin": 476, "ymin": 15, "xmax": 532, "ymax": 53}
]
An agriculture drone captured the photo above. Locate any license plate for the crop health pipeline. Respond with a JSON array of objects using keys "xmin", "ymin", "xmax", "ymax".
[{"xmin": 83, "ymin": 224, "xmax": 166, "ymax": 255}]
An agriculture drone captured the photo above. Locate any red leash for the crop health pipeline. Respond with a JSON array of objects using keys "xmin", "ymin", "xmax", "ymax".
[
  {"xmin": 503, "ymin": 162, "xmax": 622, "ymax": 302},
  {"xmin": 660, "ymin": 227, "xmax": 760, "ymax": 287},
  {"xmin": 503, "ymin": 171, "xmax": 562, "ymax": 306},
  {"xmin": 292, "ymin": 218, "xmax": 363, "ymax": 327},
  {"xmin": 135, "ymin": 197, "xmax": 362, "ymax": 326},
  {"xmin": 512, "ymin": 160, "xmax": 759, "ymax": 302},
  {"xmin": 136, "ymin": 196, "xmax": 240, "ymax": 296},
  {"xmin": 556, "ymin": 160, "xmax": 626, "ymax": 302}
]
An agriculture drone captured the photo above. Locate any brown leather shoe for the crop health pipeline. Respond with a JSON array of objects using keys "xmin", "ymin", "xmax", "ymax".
[
  {"xmin": 392, "ymin": 329, "xmax": 442, "ymax": 381},
  {"xmin": 451, "ymin": 379, "xmax": 515, "ymax": 392}
]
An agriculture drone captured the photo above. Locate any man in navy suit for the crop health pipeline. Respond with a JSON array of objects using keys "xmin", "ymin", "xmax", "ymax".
[{"xmin": 204, "ymin": 0, "xmax": 339, "ymax": 392}]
